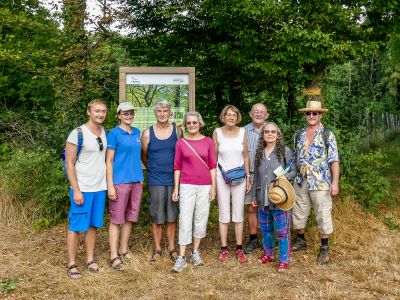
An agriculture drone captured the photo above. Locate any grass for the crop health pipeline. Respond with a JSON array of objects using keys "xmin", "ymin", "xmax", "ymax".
[{"xmin": 0, "ymin": 198, "xmax": 399, "ymax": 299}]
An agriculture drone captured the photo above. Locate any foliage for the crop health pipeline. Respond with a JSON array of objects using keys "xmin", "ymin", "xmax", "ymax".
[
  {"xmin": 0, "ymin": 148, "xmax": 69, "ymax": 228},
  {"xmin": 340, "ymin": 147, "xmax": 390, "ymax": 212}
]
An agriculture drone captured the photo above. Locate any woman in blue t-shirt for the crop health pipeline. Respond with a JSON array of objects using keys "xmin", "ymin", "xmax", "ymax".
[{"xmin": 106, "ymin": 102, "xmax": 144, "ymax": 270}]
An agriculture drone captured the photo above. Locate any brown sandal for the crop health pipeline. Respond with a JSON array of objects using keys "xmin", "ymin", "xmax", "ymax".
[
  {"xmin": 85, "ymin": 260, "xmax": 100, "ymax": 272},
  {"xmin": 169, "ymin": 249, "xmax": 178, "ymax": 261},
  {"xmin": 150, "ymin": 250, "xmax": 162, "ymax": 263},
  {"xmin": 110, "ymin": 257, "xmax": 124, "ymax": 271},
  {"xmin": 67, "ymin": 264, "xmax": 82, "ymax": 279}
]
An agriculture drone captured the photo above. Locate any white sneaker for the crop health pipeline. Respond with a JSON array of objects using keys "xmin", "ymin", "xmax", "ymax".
[
  {"xmin": 171, "ymin": 256, "xmax": 187, "ymax": 273},
  {"xmin": 191, "ymin": 250, "xmax": 204, "ymax": 266}
]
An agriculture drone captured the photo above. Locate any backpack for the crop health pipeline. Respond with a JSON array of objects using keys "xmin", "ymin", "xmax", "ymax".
[{"xmin": 62, "ymin": 127, "xmax": 83, "ymax": 179}]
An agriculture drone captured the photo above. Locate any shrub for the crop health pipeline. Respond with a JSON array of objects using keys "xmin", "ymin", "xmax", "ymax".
[
  {"xmin": 340, "ymin": 149, "xmax": 390, "ymax": 212},
  {"xmin": 0, "ymin": 148, "xmax": 69, "ymax": 229}
]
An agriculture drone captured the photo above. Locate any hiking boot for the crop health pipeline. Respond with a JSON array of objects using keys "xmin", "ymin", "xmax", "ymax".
[
  {"xmin": 191, "ymin": 250, "xmax": 204, "ymax": 266},
  {"xmin": 291, "ymin": 237, "xmax": 307, "ymax": 252},
  {"xmin": 318, "ymin": 245, "xmax": 329, "ymax": 265},
  {"xmin": 244, "ymin": 239, "xmax": 259, "ymax": 254},
  {"xmin": 277, "ymin": 262, "xmax": 289, "ymax": 272},
  {"xmin": 171, "ymin": 256, "xmax": 187, "ymax": 273},
  {"xmin": 235, "ymin": 249, "xmax": 247, "ymax": 263},
  {"xmin": 218, "ymin": 249, "xmax": 229, "ymax": 262}
]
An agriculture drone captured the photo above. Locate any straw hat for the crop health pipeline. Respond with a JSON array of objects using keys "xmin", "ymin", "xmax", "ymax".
[
  {"xmin": 268, "ymin": 177, "xmax": 295, "ymax": 211},
  {"xmin": 298, "ymin": 100, "xmax": 328, "ymax": 113}
]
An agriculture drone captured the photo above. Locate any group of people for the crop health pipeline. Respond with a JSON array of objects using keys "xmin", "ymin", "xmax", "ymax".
[{"xmin": 64, "ymin": 95, "xmax": 339, "ymax": 279}]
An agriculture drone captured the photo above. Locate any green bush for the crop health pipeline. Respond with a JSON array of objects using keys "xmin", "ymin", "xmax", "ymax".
[
  {"xmin": 341, "ymin": 148, "xmax": 390, "ymax": 212},
  {"xmin": 0, "ymin": 148, "xmax": 69, "ymax": 228}
]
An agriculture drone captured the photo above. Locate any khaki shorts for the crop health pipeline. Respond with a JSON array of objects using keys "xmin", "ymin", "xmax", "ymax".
[
  {"xmin": 244, "ymin": 173, "xmax": 254, "ymax": 205},
  {"xmin": 292, "ymin": 180, "xmax": 333, "ymax": 235}
]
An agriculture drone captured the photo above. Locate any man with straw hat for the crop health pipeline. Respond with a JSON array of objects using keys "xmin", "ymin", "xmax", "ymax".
[{"xmin": 291, "ymin": 87, "xmax": 340, "ymax": 265}]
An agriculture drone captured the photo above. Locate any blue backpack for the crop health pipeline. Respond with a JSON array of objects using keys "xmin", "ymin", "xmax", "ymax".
[{"xmin": 62, "ymin": 127, "xmax": 83, "ymax": 179}]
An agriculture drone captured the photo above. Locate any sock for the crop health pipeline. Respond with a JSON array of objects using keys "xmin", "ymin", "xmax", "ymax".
[
  {"xmin": 250, "ymin": 234, "xmax": 258, "ymax": 241},
  {"xmin": 236, "ymin": 244, "xmax": 243, "ymax": 250},
  {"xmin": 221, "ymin": 246, "xmax": 228, "ymax": 251},
  {"xmin": 297, "ymin": 233, "xmax": 305, "ymax": 241},
  {"xmin": 321, "ymin": 238, "xmax": 329, "ymax": 247}
]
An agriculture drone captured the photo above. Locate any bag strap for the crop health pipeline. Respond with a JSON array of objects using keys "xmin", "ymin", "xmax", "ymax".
[
  {"xmin": 76, "ymin": 126, "xmax": 83, "ymax": 159},
  {"xmin": 181, "ymin": 138, "xmax": 209, "ymax": 170}
]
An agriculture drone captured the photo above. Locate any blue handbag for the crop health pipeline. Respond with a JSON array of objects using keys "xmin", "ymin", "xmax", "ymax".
[{"xmin": 218, "ymin": 163, "xmax": 246, "ymax": 186}]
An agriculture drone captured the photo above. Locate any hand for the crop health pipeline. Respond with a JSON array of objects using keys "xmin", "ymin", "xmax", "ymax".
[
  {"xmin": 245, "ymin": 177, "xmax": 251, "ymax": 194},
  {"xmin": 108, "ymin": 185, "xmax": 117, "ymax": 201},
  {"xmin": 331, "ymin": 183, "xmax": 339, "ymax": 196},
  {"xmin": 74, "ymin": 190, "xmax": 84, "ymax": 205},
  {"xmin": 172, "ymin": 189, "xmax": 179, "ymax": 202},
  {"xmin": 209, "ymin": 187, "xmax": 216, "ymax": 201},
  {"xmin": 251, "ymin": 200, "xmax": 258, "ymax": 208}
]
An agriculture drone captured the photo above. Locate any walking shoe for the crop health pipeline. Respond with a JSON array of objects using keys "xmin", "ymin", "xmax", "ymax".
[
  {"xmin": 191, "ymin": 250, "xmax": 204, "ymax": 266},
  {"xmin": 277, "ymin": 262, "xmax": 289, "ymax": 272},
  {"xmin": 171, "ymin": 256, "xmax": 187, "ymax": 273},
  {"xmin": 218, "ymin": 249, "xmax": 229, "ymax": 262},
  {"xmin": 291, "ymin": 237, "xmax": 307, "ymax": 252},
  {"xmin": 257, "ymin": 254, "xmax": 274, "ymax": 264},
  {"xmin": 318, "ymin": 245, "xmax": 329, "ymax": 265},
  {"xmin": 244, "ymin": 239, "xmax": 259, "ymax": 254},
  {"xmin": 235, "ymin": 249, "xmax": 247, "ymax": 263}
]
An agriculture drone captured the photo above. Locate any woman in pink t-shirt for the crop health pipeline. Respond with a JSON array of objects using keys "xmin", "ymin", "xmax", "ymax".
[{"xmin": 171, "ymin": 111, "xmax": 217, "ymax": 273}]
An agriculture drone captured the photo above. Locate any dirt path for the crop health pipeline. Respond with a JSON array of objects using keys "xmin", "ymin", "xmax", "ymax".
[{"xmin": 1, "ymin": 199, "xmax": 399, "ymax": 299}]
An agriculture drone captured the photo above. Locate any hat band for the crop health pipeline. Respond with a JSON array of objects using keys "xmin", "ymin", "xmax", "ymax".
[{"xmin": 274, "ymin": 186, "xmax": 288, "ymax": 204}]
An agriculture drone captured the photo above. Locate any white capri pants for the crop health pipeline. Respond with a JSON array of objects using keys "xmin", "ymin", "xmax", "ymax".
[
  {"xmin": 178, "ymin": 184, "xmax": 211, "ymax": 245},
  {"xmin": 216, "ymin": 169, "xmax": 246, "ymax": 223}
]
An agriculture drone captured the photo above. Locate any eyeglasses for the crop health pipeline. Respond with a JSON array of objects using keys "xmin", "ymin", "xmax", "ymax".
[
  {"xmin": 264, "ymin": 130, "xmax": 277, "ymax": 134},
  {"xmin": 120, "ymin": 111, "xmax": 134, "ymax": 116},
  {"xmin": 186, "ymin": 121, "xmax": 198, "ymax": 126},
  {"xmin": 253, "ymin": 110, "xmax": 267, "ymax": 116},
  {"xmin": 305, "ymin": 112, "xmax": 320, "ymax": 116},
  {"xmin": 96, "ymin": 137, "xmax": 104, "ymax": 151}
]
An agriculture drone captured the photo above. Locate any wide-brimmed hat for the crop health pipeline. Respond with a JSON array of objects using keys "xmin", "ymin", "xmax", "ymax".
[
  {"xmin": 298, "ymin": 100, "xmax": 328, "ymax": 113},
  {"xmin": 268, "ymin": 177, "xmax": 295, "ymax": 211},
  {"xmin": 117, "ymin": 102, "xmax": 136, "ymax": 113}
]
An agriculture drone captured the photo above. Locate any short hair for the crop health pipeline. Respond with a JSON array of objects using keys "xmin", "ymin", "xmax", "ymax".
[
  {"xmin": 183, "ymin": 111, "xmax": 205, "ymax": 128},
  {"xmin": 219, "ymin": 105, "xmax": 242, "ymax": 124},
  {"xmin": 154, "ymin": 99, "xmax": 171, "ymax": 111},
  {"xmin": 87, "ymin": 99, "xmax": 107, "ymax": 111},
  {"xmin": 250, "ymin": 103, "xmax": 268, "ymax": 113}
]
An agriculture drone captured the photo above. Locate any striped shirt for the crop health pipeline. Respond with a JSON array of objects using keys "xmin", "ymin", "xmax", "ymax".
[{"xmin": 244, "ymin": 123, "xmax": 263, "ymax": 173}]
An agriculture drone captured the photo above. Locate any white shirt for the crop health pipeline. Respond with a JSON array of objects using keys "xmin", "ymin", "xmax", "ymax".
[
  {"xmin": 67, "ymin": 124, "xmax": 107, "ymax": 192},
  {"xmin": 216, "ymin": 127, "xmax": 245, "ymax": 170}
]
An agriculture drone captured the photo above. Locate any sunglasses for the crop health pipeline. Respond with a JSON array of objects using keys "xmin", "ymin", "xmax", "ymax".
[
  {"xmin": 186, "ymin": 121, "xmax": 199, "ymax": 126},
  {"xmin": 305, "ymin": 112, "xmax": 321, "ymax": 116},
  {"xmin": 264, "ymin": 130, "xmax": 277, "ymax": 134},
  {"xmin": 96, "ymin": 137, "xmax": 104, "ymax": 151},
  {"xmin": 120, "ymin": 111, "xmax": 135, "ymax": 116}
]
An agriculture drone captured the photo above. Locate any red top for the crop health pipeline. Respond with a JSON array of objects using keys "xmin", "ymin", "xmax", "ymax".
[{"xmin": 174, "ymin": 137, "xmax": 216, "ymax": 185}]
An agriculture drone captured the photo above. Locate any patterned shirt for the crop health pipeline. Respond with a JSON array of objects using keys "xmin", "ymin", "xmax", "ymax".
[
  {"xmin": 244, "ymin": 123, "xmax": 262, "ymax": 173},
  {"xmin": 294, "ymin": 124, "xmax": 339, "ymax": 190}
]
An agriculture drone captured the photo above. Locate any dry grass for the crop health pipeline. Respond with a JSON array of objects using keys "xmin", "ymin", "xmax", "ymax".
[{"xmin": 1, "ymin": 195, "xmax": 399, "ymax": 300}]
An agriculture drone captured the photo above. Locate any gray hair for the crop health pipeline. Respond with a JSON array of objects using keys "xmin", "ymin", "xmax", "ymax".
[
  {"xmin": 184, "ymin": 111, "xmax": 205, "ymax": 128},
  {"xmin": 154, "ymin": 99, "xmax": 171, "ymax": 111}
]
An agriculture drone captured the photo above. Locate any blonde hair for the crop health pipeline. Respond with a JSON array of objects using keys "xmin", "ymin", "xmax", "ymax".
[
  {"xmin": 219, "ymin": 105, "xmax": 242, "ymax": 124},
  {"xmin": 87, "ymin": 99, "xmax": 107, "ymax": 111}
]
